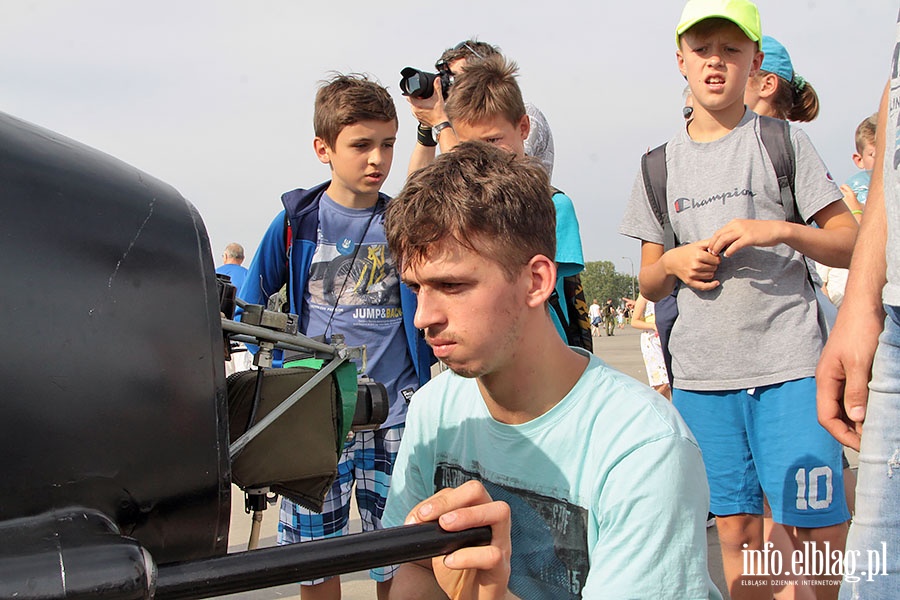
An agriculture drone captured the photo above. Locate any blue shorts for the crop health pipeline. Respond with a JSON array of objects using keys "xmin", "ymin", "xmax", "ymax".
[
  {"xmin": 673, "ymin": 378, "xmax": 849, "ymax": 528},
  {"xmin": 277, "ymin": 424, "xmax": 404, "ymax": 584}
]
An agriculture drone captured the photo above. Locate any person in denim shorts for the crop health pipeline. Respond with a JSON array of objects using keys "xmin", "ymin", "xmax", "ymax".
[{"xmin": 817, "ymin": 36, "xmax": 900, "ymax": 598}]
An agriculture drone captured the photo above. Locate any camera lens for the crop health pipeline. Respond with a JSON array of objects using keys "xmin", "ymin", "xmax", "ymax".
[{"xmin": 400, "ymin": 67, "xmax": 437, "ymax": 99}]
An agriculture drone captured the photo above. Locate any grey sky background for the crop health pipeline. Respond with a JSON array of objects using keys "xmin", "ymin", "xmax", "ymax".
[{"xmin": 2, "ymin": 1, "xmax": 896, "ymax": 276}]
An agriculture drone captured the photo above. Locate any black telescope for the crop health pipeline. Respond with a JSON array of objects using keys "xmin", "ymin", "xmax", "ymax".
[{"xmin": 0, "ymin": 111, "xmax": 488, "ymax": 599}]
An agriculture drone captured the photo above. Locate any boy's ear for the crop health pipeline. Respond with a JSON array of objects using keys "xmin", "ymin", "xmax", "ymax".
[
  {"xmin": 676, "ymin": 49, "xmax": 687, "ymax": 78},
  {"xmin": 757, "ymin": 72, "xmax": 779, "ymax": 99},
  {"xmin": 524, "ymin": 254, "xmax": 557, "ymax": 308},
  {"xmin": 313, "ymin": 137, "xmax": 332, "ymax": 166},
  {"xmin": 518, "ymin": 114, "xmax": 531, "ymax": 141},
  {"xmin": 852, "ymin": 152, "xmax": 865, "ymax": 169},
  {"xmin": 749, "ymin": 49, "xmax": 764, "ymax": 77}
]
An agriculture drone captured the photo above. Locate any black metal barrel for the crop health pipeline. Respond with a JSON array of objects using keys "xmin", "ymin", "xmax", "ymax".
[
  {"xmin": 0, "ymin": 111, "xmax": 230, "ymax": 566},
  {"xmin": 0, "ymin": 112, "xmax": 493, "ymax": 600}
]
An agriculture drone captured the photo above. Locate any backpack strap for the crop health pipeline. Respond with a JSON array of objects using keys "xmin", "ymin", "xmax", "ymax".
[
  {"xmin": 547, "ymin": 289, "xmax": 568, "ymax": 331},
  {"xmin": 641, "ymin": 143, "xmax": 677, "ymax": 251},
  {"xmin": 284, "ymin": 212, "xmax": 293, "ymax": 264},
  {"xmin": 284, "ymin": 211, "xmax": 294, "ymax": 300},
  {"xmin": 757, "ymin": 116, "xmax": 830, "ymax": 334},
  {"xmin": 546, "ymin": 187, "xmax": 593, "ymax": 352},
  {"xmin": 758, "ymin": 116, "xmax": 801, "ymax": 224},
  {"xmin": 279, "ymin": 185, "xmax": 328, "ymax": 311}
]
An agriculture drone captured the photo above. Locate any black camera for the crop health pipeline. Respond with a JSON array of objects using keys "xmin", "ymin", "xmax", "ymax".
[{"xmin": 399, "ymin": 66, "xmax": 452, "ymax": 100}]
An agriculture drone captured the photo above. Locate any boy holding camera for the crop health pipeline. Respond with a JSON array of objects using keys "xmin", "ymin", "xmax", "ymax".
[
  {"xmin": 403, "ymin": 39, "xmax": 555, "ymax": 179},
  {"xmin": 440, "ymin": 54, "xmax": 588, "ymax": 347},
  {"xmin": 619, "ymin": 1, "xmax": 857, "ymax": 598},
  {"xmin": 240, "ymin": 74, "xmax": 433, "ymax": 600}
]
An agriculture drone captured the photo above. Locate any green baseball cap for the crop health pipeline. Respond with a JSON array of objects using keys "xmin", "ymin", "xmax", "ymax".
[{"xmin": 676, "ymin": 0, "xmax": 762, "ymax": 47}]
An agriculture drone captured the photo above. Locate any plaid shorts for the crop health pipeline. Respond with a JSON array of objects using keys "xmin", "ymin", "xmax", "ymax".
[{"xmin": 277, "ymin": 423, "xmax": 404, "ymax": 584}]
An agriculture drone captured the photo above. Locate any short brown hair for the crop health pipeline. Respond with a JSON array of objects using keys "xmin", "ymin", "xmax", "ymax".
[
  {"xmin": 855, "ymin": 113, "xmax": 878, "ymax": 153},
  {"xmin": 313, "ymin": 74, "xmax": 397, "ymax": 148},
  {"xmin": 444, "ymin": 55, "xmax": 526, "ymax": 128},
  {"xmin": 436, "ymin": 39, "xmax": 500, "ymax": 69},
  {"xmin": 385, "ymin": 141, "xmax": 555, "ymax": 280}
]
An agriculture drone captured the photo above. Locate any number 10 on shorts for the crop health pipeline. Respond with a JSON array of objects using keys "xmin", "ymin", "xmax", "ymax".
[{"xmin": 795, "ymin": 466, "xmax": 833, "ymax": 510}]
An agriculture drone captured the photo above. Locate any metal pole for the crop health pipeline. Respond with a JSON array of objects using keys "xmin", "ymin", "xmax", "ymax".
[
  {"xmin": 221, "ymin": 319, "xmax": 337, "ymax": 356},
  {"xmin": 248, "ymin": 511, "xmax": 263, "ymax": 551},
  {"xmin": 154, "ymin": 522, "xmax": 491, "ymax": 599}
]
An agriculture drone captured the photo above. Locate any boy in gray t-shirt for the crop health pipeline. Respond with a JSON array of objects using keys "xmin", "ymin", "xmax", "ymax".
[{"xmin": 619, "ymin": 1, "xmax": 858, "ymax": 597}]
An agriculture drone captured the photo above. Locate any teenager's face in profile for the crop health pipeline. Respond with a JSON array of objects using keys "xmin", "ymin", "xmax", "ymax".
[
  {"xmin": 402, "ymin": 238, "xmax": 530, "ymax": 379},
  {"xmin": 453, "ymin": 114, "xmax": 529, "ymax": 158}
]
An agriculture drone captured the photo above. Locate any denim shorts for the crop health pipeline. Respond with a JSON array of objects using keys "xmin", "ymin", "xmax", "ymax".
[
  {"xmin": 674, "ymin": 378, "xmax": 849, "ymax": 528},
  {"xmin": 841, "ymin": 305, "xmax": 900, "ymax": 598}
]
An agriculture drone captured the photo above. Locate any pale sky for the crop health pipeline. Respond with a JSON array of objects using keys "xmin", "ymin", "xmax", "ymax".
[{"xmin": 2, "ymin": 1, "xmax": 896, "ymax": 275}]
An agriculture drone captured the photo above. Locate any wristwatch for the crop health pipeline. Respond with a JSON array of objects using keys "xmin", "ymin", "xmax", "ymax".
[{"xmin": 432, "ymin": 121, "xmax": 452, "ymax": 143}]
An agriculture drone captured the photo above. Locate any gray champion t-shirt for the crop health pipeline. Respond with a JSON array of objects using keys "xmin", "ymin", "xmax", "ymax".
[{"xmin": 619, "ymin": 111, "xmax": 842, "ymax": 391}]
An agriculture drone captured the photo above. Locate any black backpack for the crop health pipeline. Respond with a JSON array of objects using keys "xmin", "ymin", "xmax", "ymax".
[
  {"xmin": 547, "ymin": 188, "xmax": 593, "ymax": 353},
  {"xmin": 641, "ymin": 116, "xmax": 800, "ymax": 385}
]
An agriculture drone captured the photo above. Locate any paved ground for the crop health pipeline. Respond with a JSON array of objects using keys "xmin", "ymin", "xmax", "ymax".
[{"xmin": 216, "ymin": 326, "xmax": 727, "ymax": 599}]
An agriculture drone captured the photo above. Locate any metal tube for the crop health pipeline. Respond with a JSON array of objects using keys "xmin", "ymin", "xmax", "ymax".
[
  {"xmin": 221, "ymin": 319, "xmax": 337, "ymax": 356},
  {"xmin": 228, "ymin": 333, "xmax": 333, "ymax": 359},
  {"xmin": 154, "ymin": 522, "xmax": 492, "ymax": 599},
  {"xmin": 247, "ymin": 511, "xmax": 263, "ymax": 551}
]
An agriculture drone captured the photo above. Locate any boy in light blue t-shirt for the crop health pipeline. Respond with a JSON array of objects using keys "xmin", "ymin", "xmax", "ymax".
[
  {"xmin": 843, "ymin": 113, "xmax": 878, "ymax": 210},
  {"xmin": 382, "ymin": 141, "xmax": 718, "ymax": 599}
]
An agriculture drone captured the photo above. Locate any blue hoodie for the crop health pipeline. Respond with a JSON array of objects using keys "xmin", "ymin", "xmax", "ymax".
[{"xmin": 240, "ymin": 181, "xmax": 434, "ymax": 386}]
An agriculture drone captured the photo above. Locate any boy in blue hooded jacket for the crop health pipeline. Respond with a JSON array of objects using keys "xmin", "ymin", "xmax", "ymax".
[{"xmin": 241, "ymin": 74, "xmax": 433, "ymax": 600}]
